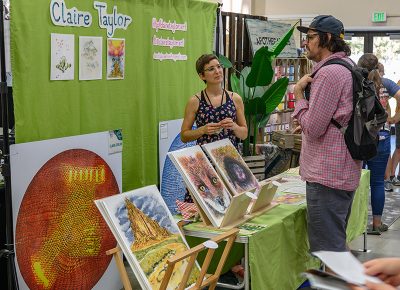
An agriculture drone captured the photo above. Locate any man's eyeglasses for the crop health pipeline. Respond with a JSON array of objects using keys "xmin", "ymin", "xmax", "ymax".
[
  {"xmin": 305, "ymin": 33, "xmax": 319, "ymax": 42},
  {"xmin": 203, "ymin": 64, "xmax": 224, "ymax": 73}
]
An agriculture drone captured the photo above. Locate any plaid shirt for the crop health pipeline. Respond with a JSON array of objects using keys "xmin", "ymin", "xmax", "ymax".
[{"xmin": 292, "ymin": 52, "xmax": 362, "ymax": 191}]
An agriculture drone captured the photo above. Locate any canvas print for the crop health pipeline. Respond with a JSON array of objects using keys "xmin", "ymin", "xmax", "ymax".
[
  {"xmin": 79, "ymin": 36, "xmax": 102, "ymax": 80},
  {"xmin": 202, "ymin": 139, "xmax": 259, "ymax": 195},
  {"xmin": 107, "ymin": 38, "xmax": 125, "ymax": 80},
  {"xmin": 168, "ymin": 146, "xmax": 231, "ymax": 227},
  {"xmin": 51, "ymin": 33, "xmax": 74, "ymax": 80},
  {"xmin": 10, "ymin": 132, "xmax": 122, "ymax": 290},
  {"xmin": 95, "ymin": 185, "xmax": 200, "ymax": 289}
]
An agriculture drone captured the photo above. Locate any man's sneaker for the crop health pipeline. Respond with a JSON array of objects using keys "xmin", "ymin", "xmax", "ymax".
[
  {"xmin": 385, "ymin": 180, "xmax": 393, "ymax": 191},
  {"xmin": 390, "ymin": 176, "xmax": 400, "ymax": 186}
]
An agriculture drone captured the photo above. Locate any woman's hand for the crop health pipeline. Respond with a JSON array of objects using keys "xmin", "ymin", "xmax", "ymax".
[
  {"xmin": 202, "ymin": 122, "xmax": 222, "ymax": 135},
  {"xmin": 219, "ymin": 118, "xmax": 237, "ymax": 131}
]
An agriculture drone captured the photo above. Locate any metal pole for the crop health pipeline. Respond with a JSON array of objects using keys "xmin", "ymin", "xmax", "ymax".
[{"xmin": 0, "ymin": 0, "xmax": 18, "ymax": 289}]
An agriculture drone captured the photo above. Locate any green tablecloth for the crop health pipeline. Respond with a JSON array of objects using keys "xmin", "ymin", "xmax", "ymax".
[{"xmin": 184, "ymin": 169, "xmax": 370, "ymax": 289}]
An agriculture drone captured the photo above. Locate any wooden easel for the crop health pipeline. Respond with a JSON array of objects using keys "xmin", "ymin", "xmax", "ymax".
[
  {"xmin": 192, "ymin": 180, "xmax": 278, "ymax": 229},
  {"xmin": 190, "ymin": 189, "xmax": 253, "ymax": 229},
  {"xmin": 106, "ymin": 228, "xmax": 239, "ymax": 290},
  {"xmin": 247, "ymin": 180, "xmax": 279, "ymax": 217}
]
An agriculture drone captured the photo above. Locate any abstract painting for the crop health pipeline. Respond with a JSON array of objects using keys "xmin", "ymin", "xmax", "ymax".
[
  {"xmin": 95, "ymin": 185, "xmax": 200, "ymax": 289},
  {"xmin": 51, "ymin": 33, "xmax": 74, "ymax": 80},
  {"xmin": 10, "ymin": 131, "xmax": 122, "ymax": 290},
  {"xmin": 79, "ymin": 36, "xmax": 102, "ymax": 80},
  {"xmin": 202, "ymin": 139, "xmax": 259, "ymax": 195},
  {"xmin": 168, "ymin": 146, "xmax": 231, "ymax": 227},
  {"xmin": 107, "ymin": 38, "xmax": 125, "ymax": 80}
]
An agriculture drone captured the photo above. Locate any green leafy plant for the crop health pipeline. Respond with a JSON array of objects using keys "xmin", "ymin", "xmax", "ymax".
[{"xmin": 219, "ymin": 22, "xmax": 298, "ymax": 156}]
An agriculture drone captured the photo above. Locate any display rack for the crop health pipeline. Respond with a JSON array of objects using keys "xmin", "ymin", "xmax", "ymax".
[{"xmin": 106, "ymin": 228, "xmax": 239, "ymax": 290}]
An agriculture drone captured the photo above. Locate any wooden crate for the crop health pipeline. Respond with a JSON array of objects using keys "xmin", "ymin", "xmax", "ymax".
[
  {"xmin": 272, "ymin": 130, "xmax": 295, "ymax": 149},
  {"xmin": 294, "ymin": 134, "xmax": 302, "ymax": 151},
  {"xmin": 243, "ymin": 154, "xmax": 265, "ymax": 181}
]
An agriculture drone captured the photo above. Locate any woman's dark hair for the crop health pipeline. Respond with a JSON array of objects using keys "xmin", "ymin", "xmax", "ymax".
[
  {"xmin": 317, "ymin": 31, "xmax": 351, "ymax": 56},
  {"xmin": 357, "ymin": 53, "xmax": 382, "ymax": 93},
  {"xmin": 196, "ymin": 54, "xmax": 218, "ymax": 74}
]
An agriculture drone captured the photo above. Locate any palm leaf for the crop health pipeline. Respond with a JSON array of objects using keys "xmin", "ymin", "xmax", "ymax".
[
  {"xmin": 230, "ymin": 74, "xmax": 243, "ymax": 97},
  {"xmin": 271, "ymin": 21, "xmax": 299, "ymax": 57},
  {"xmin": 261, "ymin": 77, "xmax": 289, "ymax": 113},
  {"xmin": 217, "ymin": 54, "xmax": 233, "ymax": 69},
  {"xmin": 244, "ymin": 98, "xmax": 266, "ymax": 115},
  {"xmin": 245, "ymin": 46, "xmax": 274, "ymax": 87}
]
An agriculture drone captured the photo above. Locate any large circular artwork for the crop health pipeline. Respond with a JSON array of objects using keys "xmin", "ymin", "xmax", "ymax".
[{"xmin": 15, "ymin": 149, "xmax": 119, "ymax": 289}]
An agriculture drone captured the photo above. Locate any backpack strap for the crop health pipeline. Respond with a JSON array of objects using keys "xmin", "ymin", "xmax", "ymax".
[{"xmin": 305, "ymin": 58, "xmax": 355, "ymax": 130}]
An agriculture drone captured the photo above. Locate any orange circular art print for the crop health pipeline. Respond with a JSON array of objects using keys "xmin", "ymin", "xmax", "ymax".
[{"xmin": 15, "ymin": 149, "xmax": 119, "ymax": 289}]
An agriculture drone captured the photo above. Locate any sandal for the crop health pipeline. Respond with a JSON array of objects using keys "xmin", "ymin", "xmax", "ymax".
[
  {"xmin": 367, "ymin": 228, "xmax": 381, "ymax": 235},
  {"xmin": 374, "ymin": 223, "xmax": 389, "ymax": 232}
]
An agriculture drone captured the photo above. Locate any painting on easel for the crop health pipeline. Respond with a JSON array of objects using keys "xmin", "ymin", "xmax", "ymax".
[
  {"xmin": 95, "ymin": 185, "xmax": 200, "ymax": 290},
  {"xmin": 202, "ymin": 139, "xmax": 259, "ymax": 195},
  {"xmin": 168, "ymin": 146, "xmax": 232, "ymax": 227}
]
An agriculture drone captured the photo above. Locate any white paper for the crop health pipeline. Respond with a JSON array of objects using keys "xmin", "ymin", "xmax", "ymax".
[
  {"xmin": 79, "ymin": 36, "xmax": 102, "ymax": 80},
  {"xmin": 51, "ymin": 33, "xmax": 75, "ymax": 80},
  {"xmin": 312, "ymin": 251, "xmax": 382, "ymax": 286}
]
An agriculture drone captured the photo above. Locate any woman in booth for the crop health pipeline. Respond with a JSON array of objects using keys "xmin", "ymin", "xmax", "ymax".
[
  {"xmin": 180, "ymin": 54, "xmax": 248, "ymax": 148},
  {"xmin": 180, "ymin": 54, "xmax": 248, "ymax": 203}
]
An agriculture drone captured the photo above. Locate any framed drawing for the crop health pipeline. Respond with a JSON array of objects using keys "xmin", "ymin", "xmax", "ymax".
[
  {"xmin": 168, "ymin": 146, "xmax": 231, "ymax": 228},
  {"xmin": 95, "ymin": 185, "xmax": 200, "ymax": 289},
  {"xmin": 202, "ymin": 139, "xmax": 259, "ymax": 195}
]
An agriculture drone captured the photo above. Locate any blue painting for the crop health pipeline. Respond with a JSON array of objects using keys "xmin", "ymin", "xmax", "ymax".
[{"xmin": 161, "ymin": 132, "xmax": 195, "ymax": 214}]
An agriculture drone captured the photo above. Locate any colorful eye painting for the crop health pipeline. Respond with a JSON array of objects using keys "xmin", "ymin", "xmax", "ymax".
[
  {"xmin": 107, "ymin": 38, "xmax": 125, "ymax": 80},
  {"xmin": 202, "ymin": 139, "xmax": 259, "ymax": 195},
  {"xmin": 15, "ymin": 149, "xmax": 119, "ymax": 289}
]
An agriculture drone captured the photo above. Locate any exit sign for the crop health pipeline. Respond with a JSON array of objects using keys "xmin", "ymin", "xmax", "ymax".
[{"xmin": 372, "ymin": 12, "xmax": 386, "ymax": 23}]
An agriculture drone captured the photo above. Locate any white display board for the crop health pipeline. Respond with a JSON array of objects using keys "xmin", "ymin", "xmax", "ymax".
[{"xmin": 10, "ymin": 131, "xmax": 122, "ymax": 290}]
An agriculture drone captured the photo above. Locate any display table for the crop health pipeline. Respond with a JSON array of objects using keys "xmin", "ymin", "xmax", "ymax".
[{"xmin": 183, "ymin": 169, "xmax": 370, "ymax": 290}]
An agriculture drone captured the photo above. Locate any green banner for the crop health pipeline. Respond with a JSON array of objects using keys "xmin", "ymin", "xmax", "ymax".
[{"xmin": 11, "ymin": 0, "xmax": 217, "ymax": 191}]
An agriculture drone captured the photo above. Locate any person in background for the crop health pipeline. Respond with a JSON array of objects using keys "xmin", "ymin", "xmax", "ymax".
[
  {"xmin": 376, "ymin": 63, "xmax": 400, "ymax": 191},
  {"xmin": 350, "ymin": 257, "xmax": 400, "ymax": 290},
  {"xmin": 293, "ymin": 15, "xmax": 362, "ymax": 252},
  {"xmin": 358, "ymin": 54, "xmax": 393, "ymax": 234},
  {"xmin": 180, "ymin": 54, "xmax": 247, "ymax": 203}
]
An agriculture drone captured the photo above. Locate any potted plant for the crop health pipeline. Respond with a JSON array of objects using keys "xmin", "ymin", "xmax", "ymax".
[{"xmin": 219, "ymin": 22, "xmax": 298, "ymax": 156}]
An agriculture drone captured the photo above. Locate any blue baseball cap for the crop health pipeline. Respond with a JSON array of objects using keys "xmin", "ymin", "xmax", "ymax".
[{"xmin": 297, "ymin": 15, "xmax": 345, "ymax": 39}]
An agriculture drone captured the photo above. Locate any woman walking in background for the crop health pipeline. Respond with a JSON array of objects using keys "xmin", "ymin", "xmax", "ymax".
[{"xmin": 358, "ymin": 54, "xmax": 393, "ymax": 234}]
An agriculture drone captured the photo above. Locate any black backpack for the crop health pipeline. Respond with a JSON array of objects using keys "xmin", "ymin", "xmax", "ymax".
[{"xmin": 305, "ymin": 58, "xmax": 388, "ymax": 161}]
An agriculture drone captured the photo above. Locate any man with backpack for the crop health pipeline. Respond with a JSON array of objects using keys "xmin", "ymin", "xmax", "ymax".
[{"xmin": 292, "ymin": 15, "xmax": 363, "ymax": 252}]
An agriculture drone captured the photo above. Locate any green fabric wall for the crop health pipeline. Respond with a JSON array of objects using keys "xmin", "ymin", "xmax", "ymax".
[{"xmin": 10, "ymin": 0, "xmax": 216, "ymax": 191}]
